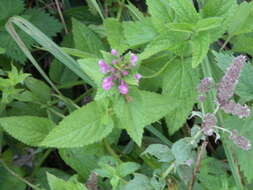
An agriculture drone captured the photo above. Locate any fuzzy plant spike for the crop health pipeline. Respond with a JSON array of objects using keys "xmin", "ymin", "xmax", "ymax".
[
  {"xmin": 217, "ymin": 55, "xmax": 246, "ymax": 104},
  {"xmin": 202, "ymin": 113, "xmax": 217, "ymax": 136},
  {"xmin": 230, "ymin": 130, "xmax": 251, "ymax": 150},
  {"xmin": 220, "ymin": 100, "xmax": 251, "ymax": 119},
  {"xmin": 198, "ymin": 77, "xmax": 213, "ymax": 102}
]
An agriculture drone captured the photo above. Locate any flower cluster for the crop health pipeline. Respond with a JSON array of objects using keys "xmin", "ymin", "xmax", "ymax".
[
  {"xmin": 196, "ymin": 55, "xmax": 251, "ymax": 151},
  {"xmin": 98, "ymin": 49, "xmax": 142, "ymax": 95}
]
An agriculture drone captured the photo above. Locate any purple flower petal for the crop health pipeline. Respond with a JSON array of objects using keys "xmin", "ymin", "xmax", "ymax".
[
  {"xmin": 102, "ymin": 76, "xmax": 114, "ymax": 90},
  {"xmin": 134, "ymin": 73, "xmax": 142, "ymax": 80},
  {"xmin": 111, "ymin": 49, "xmax": 118, "ymax": 56},
  {"xmin": 118, "ymin": 81, "xmax": 128, "ymax": 94},
  {"xmin": 98, "ymin": 60, "xmax": 110, "ymax": 73},
  {"xmin": 130, "ymin": 53, "xmax": 138, "ymax": 66},
  {"xmin": 122, "ymin": 70, "xmax": 129, "ymax": 76}
]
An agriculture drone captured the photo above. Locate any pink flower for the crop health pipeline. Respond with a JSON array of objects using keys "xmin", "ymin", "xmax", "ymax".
[
  {"xmin": 134, "ymin": 73, "xmax": 142, "ymax": 80},
  {"xmin": 111, "ymin": 49, "xmax": 118, "ymax": 56},
  {"xmin": 98, "ymin": 60, "xmax": 110, "ymax": 73},
  {"xmin": 122, "ymin": 70, "xmax": 129, "ymax": 76},
  {"xmin": 221, "ymin": 100, "xmax": 251, "ymax": 119},
  {"xmin": 230, "ymin": 130, "xmax": 251, "ymax": 150},
  {"xmin": 102, "ymin": 77, "xmax": 114, "ymax": 90},
  {"xmin": 130, "ymin": 53, "xmax": 138, "ymax": 66},
  {"xmin": 118, "ymin": 81, "xmax": 128, "ymax": 94}
]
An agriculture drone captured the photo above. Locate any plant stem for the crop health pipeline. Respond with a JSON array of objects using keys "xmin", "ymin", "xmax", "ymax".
[
  {"xmin": 117, "ymin": 0, "xmax": 125, "ymax": 21},
  {"xmin": 0, "ymin": 160, "xmax": 42, "ymax": 190},
  {"xmin": 103, "ymin": 139, "xmax": 122, "ymax": 163},
  {"xmin": 161, "ymin": 162, "xmax": 175, "ymax": 179},
  {"xmin": 219, "ymin": 35, "xmax": 232, "ymax": 52},
  {"xmin": 202, "ymin": 57, "xmax": 244, "ymax": 190}
]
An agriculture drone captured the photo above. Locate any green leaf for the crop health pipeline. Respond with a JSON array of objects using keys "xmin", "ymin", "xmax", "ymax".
[
  {"xmin": 0, "ymin": 116, "xmax": 54, "ymax": 146},
  {"xmin": 61, "ymin": 47, "xmax": 98, "ymax": 59},
  {"xmin": 72, "ymin": 18, "xmax": 105, "ymax": 57},
  {"xmin": 123, "ymin": 18, "xmax": 157, "ymax": 48},
  {"xmin": 228, "ymin": 2, "xmax": 253, "ymax": 36},
  {"xmin": 142, "ymin": 144, "xmax": 174, "ymax": 162},
  {"xmin": 0, "ymin": 164, "xmax": 26, "ymax": 190},
  {"xmin": 191, "ymin": 32, "xmax": 210, "ymax": 68},
  {"xmin": 125, "ymin": 1, "xmax": 145, "ymax": 21},
  {"xmin": 171, "ymin": 138, "xmax": 195, "ymax": 165},
  {"xmin": 104, "ymin": 18, "xmax": 128, "ymax": 54},
  {"xmin": 0, "ymin": 0, "xmax": 24, "ymax": 21},
  {"xmin": 224, "ymin": 115, "xmax": 253, "ymax": 182},
  {"xmin": 167, "ymin": 23, "xmax": 194, "ymax": 33},
  {"xmin": 78, "ymin": 58, "xmax": 103, "ymax": 87},
  {"xmin": 122, "ymin": 174, "xmax": 152, "ymax": 190},
  {"xmin": 196, "ymin": 17, "xmax": 223, "ymax": 32},
  {"xmin": 0, "ymin": 47, "xmax": 5, "ymax": 54},
  {"xmin": 200, "ymin": 0, "xmax": 237, "ymax": 42},
  {"xmin": 117, "ymin": 162, "xmax": 141, "ymax": 177},
  {"xmin": 163, "ymin": 58, "xmax": 199, "ymax": 134},
  {"xmin": 47, "ymin": 173, "xmax": 88, "ymax": 190},
  {"xmin": 40, "ymin": 100, "xmax": 114, "ymax": 148},
  {"xmin": 170, "ymin": 0, "xmax": 199, "ymax": 24},
  {"xmin": 24, "ymin": 77, "xmax": 51, "ymax": 103},
  {"xmin": 146, "ymin": 0, "xmax": 174, "ymax": 31},
  {"xmin": 23, "ymin": 8, "xmax": 62, "ymax": 37},
  {"xmin": 231, "ymin": 33, "xmax": 253, "ymax": 57},
  {"xmin": 114, "ymin": 89, "xmax": 175, "ymax": 146},
  {"xmin": 59, "ymin": 143, "xmax": 105, "ymax": 179}
]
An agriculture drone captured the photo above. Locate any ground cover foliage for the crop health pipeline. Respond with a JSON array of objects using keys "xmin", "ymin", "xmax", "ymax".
[{"xmin": 1, "ymin": 0, "xmax": 253, "ymax": 189}]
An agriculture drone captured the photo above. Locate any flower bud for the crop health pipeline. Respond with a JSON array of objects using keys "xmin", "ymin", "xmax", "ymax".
[
  {"xmin": 102, "ymin": 76, "xmax": 114, "ymax": 90},
  {"xmin": 130, "ymin": 53, "xmax": 138, "ymax": 66},
  {"xmin": 98, "ymin": 60, "xmax": 110, "ymax": 73},
  {"xmin": 111, "ymin": 49, "xmax": 118, "ymax": 56},
  {"xmin": 118, "ymin": 80, "xmax": 128, "ymax": 94}
]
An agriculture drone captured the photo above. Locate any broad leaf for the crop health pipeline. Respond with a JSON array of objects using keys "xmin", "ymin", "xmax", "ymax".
[
  {"xmin": 59, "ymin": 143, "xmax": 105, "ymax": 179},
  {"xmin": 114, "ymin": 89, "xmax": 175, "ymax": 146},
  {"xmin": 196, "ymin": 17, "xmax": 223, "ymax": 32},
  {"xmin": 191, "ymin": 32, "xmax": 210, "ymax": 68},
  {"xmin": 231, "ymin": 33, "xmax": 253, "ymax": 57},
  {"xmin": 104, "ymin": 18, "xmax": 128, "ymax": 54},
  {"xmin": 123, "ymin": 18, "xmax": 157, "ymax": 48},
  {"xmin": 117, "ymin": 162, "xmax": 141, "ymax": 177},
  {"xmin": 78, "ymin": 58, "xmax": 103, "ymax": 87},
  {"xmin": 0, "ymin": 116, "xmax": 54, "ymax": 146},
  {"xmin": 122, "ymin": 174, "xmax": 152, "ymax": 190},
  {"xmin": 142, "ymin": 144, "xmax": 174, "ymax": 162},
  {"xmin": 146, "ymin": 0, "xmax": 174, "ymax": 31},
  {"xmin": 228, "ymin": 2, "xmax": 253, "ymax": 36},
  {"xmin": 40, "ymin": 100, "xmax": 114, "ymax": 148},
  {"xmin": 170, "ymin": 0, "xmax": 199, "ymax": 24},
  {"xmin": 72, "ymin": 18, "xmax": 105, "ymax": 57},
  {"xmin": 163, "ymin": 58, "xmax": 199, "ymax": 134},
  {"xmin": 47, "ymin": 173, "xmax": 88, "ymax": 190}
]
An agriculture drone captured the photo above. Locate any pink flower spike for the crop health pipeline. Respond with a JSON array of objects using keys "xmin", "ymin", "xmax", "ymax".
[
  {"xmin": 102, "ymin": 77, "xmax": 114, "ymax": 90},
  {"xmin": 111, "ymin": 49, "xmax": 118, "ymax": 56},
  {"xmin": 118, "ymin": 81, "xmax": 128, "ymax": 94},
  {"xmin": 122, "ymin": 70, "xmax": 129, "ymax": 76},
  {"xmin": 130, "ymin": 53, "xmax": 138, "ymax": 66},
  {"xmin": 111, "ymin": 60, "xmax": 117, "ymax": 65},
  {"xmin": 98, "ymin": 60, "xmax": 110, "ymax": 73},
  {"xmin": 134, "ymin": 73, "xmax": 142, "ymax": 80}
]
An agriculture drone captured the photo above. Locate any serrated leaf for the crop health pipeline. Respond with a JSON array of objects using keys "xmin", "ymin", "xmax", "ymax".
[
  {"xmin": 23, "ymin": 8, "xmax": 62, "ymax": 37},
  {"xmin": 228, "ymin": 2, "xmax": 253, "ymax": 36},
  {"xmin": 40, "ymin": 100, "xmax": 114, "ymax": 148},
  {"xmin": 114, "ymin": 89, "xmax": 175, "ymax": 146},
  {"xmin": 140, "ymin": 31, "xmax": 189, "ymax": 60},
  {"xmin": 146, "ymin": 0, "xmax": 174, "ymax": 31},
  {"xmin": 24, "ymin": 77, "xmax": 51, "ymax": 103},
  {"xmin": 123, "ymin": 18, "xmax": 157, "ymax": 48},
  {"xmin": 47, "ymin": 173, "xmax": 88, "ymax": 190},
  {"xmin": 170, "ymin": 0, "xmax": 199, "ymax": 24},
  {"xmin": 224, "ymin": 115, "xmax": 253, "ymax": 182},
  {"xmin": 78, "ymin": 58, "xmax": 103, "ymax": 87},
  {"xmin": 142, "ymin": 144, "xmax": 174, "ymax": 162},
  {"xmin": 171, "ymin": 138, "xmax": 195, "ymax": 165},
  {"xmin": 72, "ymin": 18, "xmax": 105, "ymax": 57},
  {"xmin": 200, "ymin": 0, "xmax": 237, "ymax": 42},
  {"xmin": 163, "ymin": 59, "xmax": 199, "ymax": 134},
  {"xmin": 196, "ymin": 17, "xmax": 223, "ymax": 32},
  {"xmin": 117, "ymin": 162, "xmax": 140, "ymax": 177},
  {"xmin": 191, "ymin": 32, "xmax": 210, "ymax": 68},
  {"xmin": 104, "ymin": 18, "xmax": 128, "ymax": 54},
  {"xmin": 0, "ymin": 116, "xmax": 54, "ymax": 146},
  {"xmin": 231, "ymin": 34, "xmax": 253, "ymax": 57},
  {"xmin": 59, "ymin": 143, "xmax": 105, "ymax": 179},
  {"xmin": 0, "ymin": 0, "xmax": 24, "ymax": 21}
]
